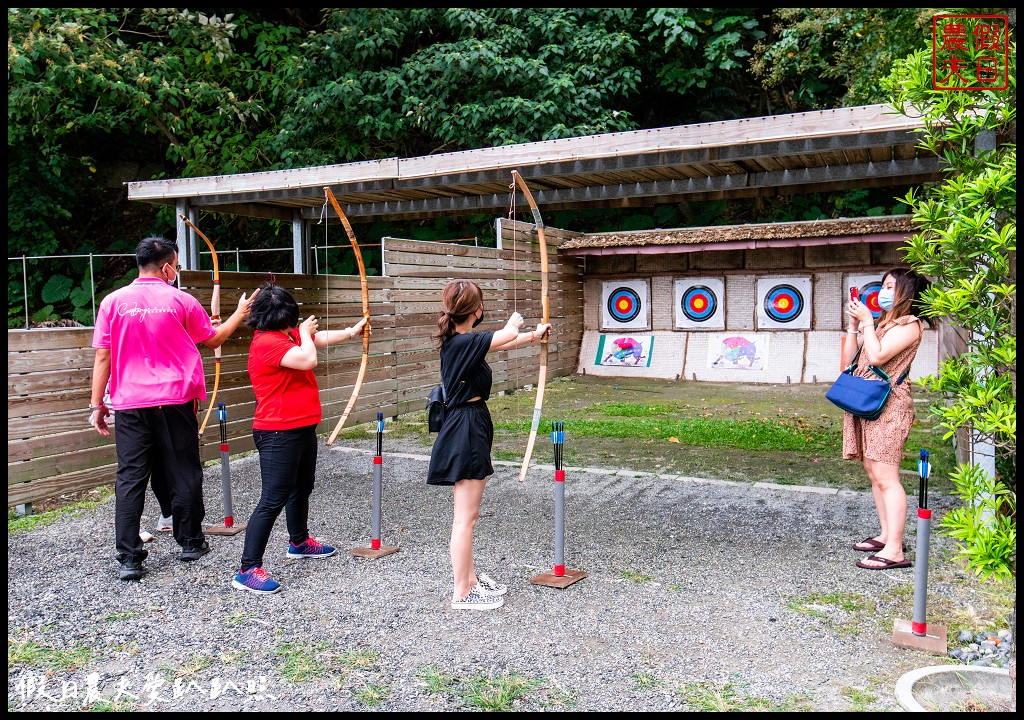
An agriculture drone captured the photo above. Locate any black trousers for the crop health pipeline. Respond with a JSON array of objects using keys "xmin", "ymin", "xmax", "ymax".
[
  {"xmin": 114, "ymin": 401, "xmax": 206, "ymax": 562},
  {"xmin": 240, "ymin": 425, "xmax": 318, "ymax": 572}
]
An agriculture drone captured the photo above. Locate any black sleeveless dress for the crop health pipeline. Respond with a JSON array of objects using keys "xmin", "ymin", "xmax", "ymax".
[{"xmin": 426, "ymin": 331, "xmax": 495, "ymax": 486}]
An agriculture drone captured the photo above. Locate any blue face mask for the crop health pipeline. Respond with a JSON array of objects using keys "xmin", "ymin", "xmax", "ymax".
[{"xmin": 877, "ymin": 288, "xmax": 895, "ymax": 310}]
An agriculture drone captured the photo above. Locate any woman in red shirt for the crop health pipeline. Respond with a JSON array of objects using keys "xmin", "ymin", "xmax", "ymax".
[{"xmin": 232, "ymin": 283, "xmax": 368, "ymax": 594}]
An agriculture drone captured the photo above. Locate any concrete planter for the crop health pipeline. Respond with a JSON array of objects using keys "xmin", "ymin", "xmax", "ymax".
[{"xmin": 895, "ymin": 665, "xmax": 1012, "ymax": 712}]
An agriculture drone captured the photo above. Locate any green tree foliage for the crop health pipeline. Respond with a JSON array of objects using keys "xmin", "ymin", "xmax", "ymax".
[
  {"xmin": 750, "ymin": 8, "xmax": 938, "ymax": 110},
  {"xmin": 883, "ymin": 45, "xmax": 1016, "ymax": 580},
  {"xmin": 8, "ymin": 7, "xmax": 938, "ymax": 324},
  {"xmin": 273, "ymin": 8, "xmax": 769, "ymax": 166},
  {"xmin": 7, "ymin": 8, "xmax": 303, "ymax": 323}
]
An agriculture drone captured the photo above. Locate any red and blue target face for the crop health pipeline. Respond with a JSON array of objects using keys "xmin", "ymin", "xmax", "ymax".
[
  {"xmin": 607, "ymin": 287, "xmax": 642, "ymax": 323},
  {"xmin": 856, "ymin": 282, "xmax": 883, "ymax": 319},
  {"xmin": 763, "ymin": 284, "xmax": 805, "ymax": 323},
  {"xmin": 681, "ymin": 285, "xmax": 718, "ymax": 322}
]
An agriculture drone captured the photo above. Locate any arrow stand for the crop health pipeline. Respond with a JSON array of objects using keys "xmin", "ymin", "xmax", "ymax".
[
  {"xmin": 350, "ymin": 413, "xmax": 400, "ymax": 559},
  {"xmin": 532, "ymin": 422, "xmax": 587, "ymax": 588},
  {"xmin": 892, "ymin": 448, "xmax": 947, "ymax": 654},
  {"xmin": 205, "ymin": 403, "xmax": 247, "ymax": 535}
]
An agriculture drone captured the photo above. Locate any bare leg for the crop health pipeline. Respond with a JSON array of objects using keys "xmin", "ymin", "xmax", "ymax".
[
  {"xmin": 861, "ymin": 458, "xmax": 907, "ymax": 565},
  {"xmin": 863, "ymin": 458, "xmax": 889, "ymax": 544},
  {"xmin": 451, "ymin": 478, "xmax": 486, "ymax": 600}
]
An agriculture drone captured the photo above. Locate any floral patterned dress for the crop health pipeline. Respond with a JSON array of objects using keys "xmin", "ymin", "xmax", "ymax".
[{"xmin": 842, "ymin": 315, "xmax": 923, "ymax": 466}]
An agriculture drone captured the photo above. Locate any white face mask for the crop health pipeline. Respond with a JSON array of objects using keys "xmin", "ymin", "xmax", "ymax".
[{"xmin": 877, "ymin": 288, "xmax": 895, "ymax": 310}]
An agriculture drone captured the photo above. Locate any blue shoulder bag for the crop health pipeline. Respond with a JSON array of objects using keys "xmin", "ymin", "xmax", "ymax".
[{"xmin": 825, "ymin": 349, "xmax": 908, "ymax": 421}]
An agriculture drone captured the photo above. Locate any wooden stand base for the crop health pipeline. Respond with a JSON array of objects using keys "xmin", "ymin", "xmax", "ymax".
[
  {"xmin": 204, "ymin": 522, "xmax": 247, "ymax": 536},
  {"xmin": 892, "ymin": 618, "xmax": 948, "ymax": 655},
  {"xmin": 530, "ymin": 568, "xmax": 587, "ymax": 588},
  {"xmin": 349, "ymin": 545, "xmax": 400, "ymax": 559}
]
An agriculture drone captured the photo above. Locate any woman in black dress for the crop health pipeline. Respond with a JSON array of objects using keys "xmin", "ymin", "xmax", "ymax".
[{"xmin": 427, "ymin": 281, "xmax": 551, "ymax": 610}]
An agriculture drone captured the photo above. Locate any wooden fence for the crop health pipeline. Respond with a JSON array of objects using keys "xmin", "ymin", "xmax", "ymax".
[{"xmin": 7, "ymin": 231, "xmax": 583, "ymax": 506}]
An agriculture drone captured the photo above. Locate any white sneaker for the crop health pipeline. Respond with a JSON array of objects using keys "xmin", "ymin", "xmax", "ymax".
[
  {"xmin": 451, "ymin": 585, "xmax": 505, "ymax": 611},
  {"xmin": 476, "ymin": 572, "xmax": 508, "ymax": 596},
  {"xmin": 139, "ymin": 529, "xmax": 155, "ymax": 543}
]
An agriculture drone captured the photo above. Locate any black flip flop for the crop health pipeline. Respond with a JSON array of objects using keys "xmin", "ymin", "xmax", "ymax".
[
  {"xmin": 856, "ymin": 554, "xmax": 912, "ymax": 570},
  {"xmin": 852, "ymin": 537, "xmax": 908, "ymax": 552}
]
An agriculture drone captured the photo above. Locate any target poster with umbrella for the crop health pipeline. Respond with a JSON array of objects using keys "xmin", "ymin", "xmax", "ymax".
[
  {"xmin": 707, "ymin": 333, "xmax": 768, "ymax": 370},
  {"xmin": 595, "ymin": 334, "xmax": 654, "ymax": 367},
  {"xmin": 601, "ymin": 280, "xmax": 650, "ymax": 331}
]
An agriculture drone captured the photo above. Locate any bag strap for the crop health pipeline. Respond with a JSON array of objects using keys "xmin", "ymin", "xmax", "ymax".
[{"xmin": 849, "ymin": 346, "xmax": 909, "ymax": 385}]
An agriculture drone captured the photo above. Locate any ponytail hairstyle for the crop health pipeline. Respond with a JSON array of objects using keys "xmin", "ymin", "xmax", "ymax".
[
  {"xmin": 431, "ymin": 280, "xmax": 483, "ymax": 349},
  {"xmin": 878, "ymin": 267, "xmax": 936, "ymax": 329}
]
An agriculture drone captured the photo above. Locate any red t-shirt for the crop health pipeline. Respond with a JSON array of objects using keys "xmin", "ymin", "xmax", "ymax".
[{"xmin": 249, "ymin": 328, "xmax": 321, "ymax": 430}]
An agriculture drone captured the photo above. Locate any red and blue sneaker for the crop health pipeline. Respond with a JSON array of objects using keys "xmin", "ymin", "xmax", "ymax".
[
  {"xmin": 287, "ymin": 536, "xmax": 337, "ymax": 559},
  {"xmin": 232, "ymin": 566, "xmax": 282, "ymax": 594}
]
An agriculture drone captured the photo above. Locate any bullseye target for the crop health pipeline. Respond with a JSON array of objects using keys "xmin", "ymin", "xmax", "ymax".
[
  {"xmin": 601, "ymin": 280, "xmax": 650, "ymax": 330},
  {"xmin": 757, "ymin": 277, "xmax": 811, "ymax": 329},
  {"xmin": 607, "ymin": 287, "xmax": 641, "ymax": 323},
  {"xmin": 674, "ymin": 278, "xmax": 724, "ymax": 329},
  {"xmin": 764, "ymin": 285, "xmax": 804, "ymax": 323},
  {"xmin": 846, "ymin": 275, "xmax": 884, "ymax": 320}
]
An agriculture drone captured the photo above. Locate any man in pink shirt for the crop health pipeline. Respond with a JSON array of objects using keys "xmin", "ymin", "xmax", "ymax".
[{"xmin": 88, "ymin": 236, "xmax": 258, "ymax": 581}]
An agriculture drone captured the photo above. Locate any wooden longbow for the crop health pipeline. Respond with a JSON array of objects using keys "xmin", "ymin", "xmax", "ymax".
[
  {"xmin": 324, "ymin": 186, "xmax": 371, "ymax": 446},
  {"xmin": 179, "ymin": 214, "xmax": 220, "ymax": 438},
  {"xmin": 511, "ymin": 171, "xmax": 550, "ymax": 483}
]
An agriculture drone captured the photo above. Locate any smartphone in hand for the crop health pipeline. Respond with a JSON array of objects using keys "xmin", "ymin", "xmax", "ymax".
[{"xmin": 849, "ymin": 286, "xmax": 859, "ymax": 301}]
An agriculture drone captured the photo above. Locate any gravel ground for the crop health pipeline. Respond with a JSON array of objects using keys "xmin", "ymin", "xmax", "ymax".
[{"xmin": 7, "ymin": 436, "xmax": 983, "ymax": 712}]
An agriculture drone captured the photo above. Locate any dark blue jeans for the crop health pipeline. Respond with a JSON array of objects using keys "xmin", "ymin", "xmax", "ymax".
[
  {"xmin": 114, "ymin": 401, "xmax": 205, "ymax": 563},
  {"xmin": 240, "ymin": 425, "xmax": 318, "ymax": 571}
]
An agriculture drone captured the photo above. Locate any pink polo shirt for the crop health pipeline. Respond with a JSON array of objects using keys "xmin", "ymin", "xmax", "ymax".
[{"xmin": 92, "ymin": 277, "xmax": 216, "ymax": 410}]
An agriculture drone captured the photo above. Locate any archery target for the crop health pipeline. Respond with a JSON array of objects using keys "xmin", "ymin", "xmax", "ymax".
[
  {"xmin": 674, "ymin": 278, "xmax": 724, "ymax": 329},
  {"xmin": 601, "ymin": 280, "xmax": 650, "ymax": 330},
  {"xmin": 845, "ymin": 274, "xmax": 885, "ymax": 320},
  {"xmin": 757, "ymin": 277, "xmax": 811, "ymax": 329}
]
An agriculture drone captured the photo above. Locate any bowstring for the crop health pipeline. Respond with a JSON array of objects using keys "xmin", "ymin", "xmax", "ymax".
[
  {"xmin": 319, "ymin": 199, "xmax": 331, "ymax": 420},
  {"xmin": 507, "ymin": 179, "xmax": 522, "ymax": 435}
]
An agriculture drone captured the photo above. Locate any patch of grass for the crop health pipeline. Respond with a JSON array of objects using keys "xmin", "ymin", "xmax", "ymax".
[
  {"xmin": 594, "ymin": 402, "xmax": 676, "ymax": 417},
  {"xmin": 355, "ymin": 683, "xmax": 390, "ymax": 707},
  {"xmin": 634, "ymin": 671, "xmax": 659, "ymax": 690},
  {"xmin": 538, "ymin": 686, "xmax": 578, "ymax": 708},
  {"xmin": 494, "ymin": 416, "xmax": 838, "ymax": 452},
  {"xmin": 8, "ymin": 639, "xmax": 94, "ymax": 671},
  {"xmin": 103, "ymin": 610, "xmax": 149, "ymax": 622},
  {"xmin": 419, "ymin": 666, "xmax": 456, "ymax": 695},
  {"xmin": 463, "ymin": 672, "xmax": 543, "ymax": 711},
  {"xmin": 158, "ymin": 653, "xmax": 216, "ymax": 680},
  {"xmin": 338, "ymin": 649, "xmax": 378, "ymax": 672},
  {"xmin": 85, "ymin": 699, "xmax": 137, "ymax": 712},
  {"xmin": 676, "ymin": 680, "xmax": 812, "ymax": 711},
  {"xmin": 619, "ymin": 570, "xmax": 652, "ymax": 583},
  {"xmin": 785, "ymin": 591, "xmax": 872, "ymax": 635},
  {"xmin": 841, "ymin": 685, "xmax": 878, "ymax": 710},
  {"xmin": 274, "ymin": 642, "xmax": 331, "ymax": 683},
  {"xmin": 419, "ymin": 667, "xmax": 543, "ymax": 711},
  {"xmin": 8, "ymin": 486, "xmax": 115, "ymax": 535},
  {"xmin": 224, "ymin": 610, "xmax": 253, "ymax": 627}
]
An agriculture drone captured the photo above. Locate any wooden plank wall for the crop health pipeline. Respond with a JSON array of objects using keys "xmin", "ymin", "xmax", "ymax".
[
  {"xmin": 7, "ymin": 232, "xmax": 584, "ymax": 506},
  {"xmin": 384, "ymin": 225, "xmax": 584, "ymax": 417},
  {"xmin": 8, "ymin": 328, "xmax": 115, "ymax": 506}
]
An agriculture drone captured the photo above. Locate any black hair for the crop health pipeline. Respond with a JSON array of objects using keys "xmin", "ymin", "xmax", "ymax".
[
  {"xmin": 246, "ymin": 282, "xmax": 300, "ymax": 331},
  {"xmin": 136, "ymin": 237, "xmax": 178, "ymax": 271}
]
